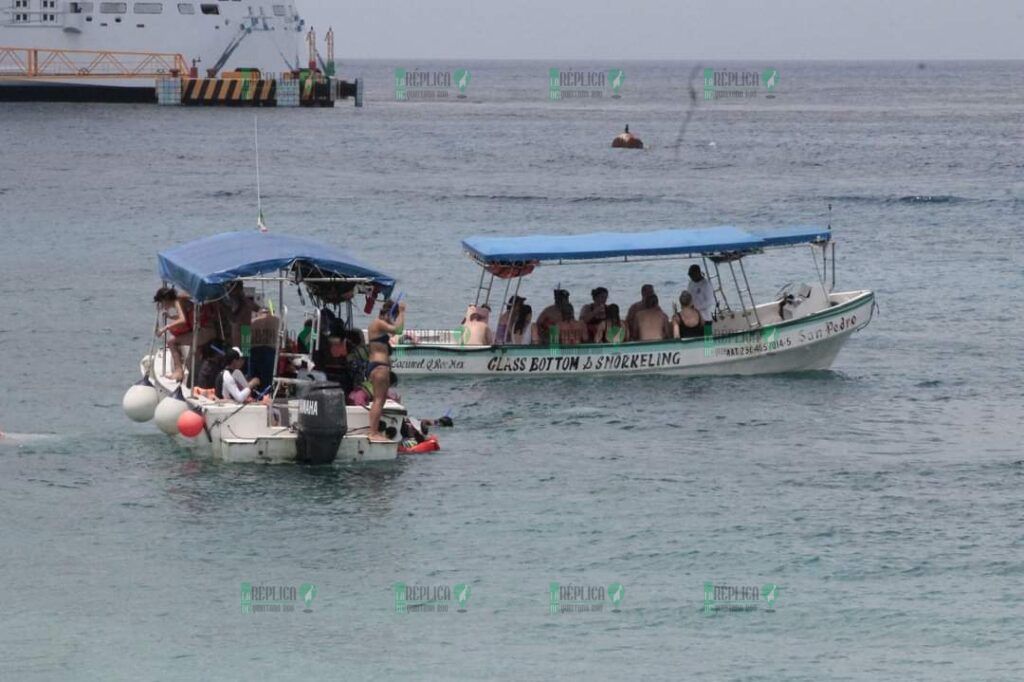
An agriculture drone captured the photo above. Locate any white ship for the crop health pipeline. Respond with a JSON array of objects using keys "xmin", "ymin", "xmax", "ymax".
[{"xmin": 0, "ymin": 0, "xmax": 307, "ymax": 100}]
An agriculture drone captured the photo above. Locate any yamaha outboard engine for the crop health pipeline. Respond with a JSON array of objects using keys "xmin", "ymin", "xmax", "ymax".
[{"xmin": 295, "ymin": 381, "xmax": 347, "ymax": 465}]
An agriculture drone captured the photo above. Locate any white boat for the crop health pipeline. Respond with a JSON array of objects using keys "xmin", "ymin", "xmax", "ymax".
[
  {"xmin": 393, "ymin": 225, "xmax": 874, "ymax": 377},
  {"xmin": 0, "ymin": 0, "xmax": 306, "ymax": 100},
  {"xmin": 123, "ymin": 230, "xmax": 409, "ymax": 465}
]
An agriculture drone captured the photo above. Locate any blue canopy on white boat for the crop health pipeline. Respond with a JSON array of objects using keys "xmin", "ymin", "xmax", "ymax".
[
  {"xmin": 462, "ymin": 225, "xmax": 830, "ymax": 264},
  {"xmin": 158, "ymin": 231, "xmax": 396, "ymax": 302}
]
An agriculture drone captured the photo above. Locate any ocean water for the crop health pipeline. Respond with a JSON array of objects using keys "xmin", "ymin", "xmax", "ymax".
[{"xmin": 1, "ymin": 60, "xmax": 1022, "ymax": 680}]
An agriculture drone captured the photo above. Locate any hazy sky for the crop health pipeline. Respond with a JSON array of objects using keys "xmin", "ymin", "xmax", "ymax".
[{"xmin": 302, "ymin": 0, "xmax": 1024, "ymax": 60}]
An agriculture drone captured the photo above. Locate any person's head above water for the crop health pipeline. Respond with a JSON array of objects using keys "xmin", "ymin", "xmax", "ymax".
[{"xmin": 688, "ymin": 264, "xmax": 704, "ymax": 282}]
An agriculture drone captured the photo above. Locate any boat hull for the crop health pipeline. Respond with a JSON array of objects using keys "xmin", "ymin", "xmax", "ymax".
[
  {"xmin": 140, "ymin": 352, "xmax": 403, "ymax": 464},
  {"xmin": 393, "ymin": 291, "xmax": 874, "ymax": 377}
]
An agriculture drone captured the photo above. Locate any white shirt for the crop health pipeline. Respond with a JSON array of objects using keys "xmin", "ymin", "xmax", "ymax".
[
  {"xmin": 221, "ymin": 368, "xmax": 252, "ymax": 403},
  {"xmin": 687, "ymin": 278, "xmax": 716, "ymax": 322}
]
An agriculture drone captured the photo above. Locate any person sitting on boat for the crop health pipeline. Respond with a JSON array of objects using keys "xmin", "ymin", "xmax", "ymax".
[
  {"xmin": 595, "ymin": 304, "xmax": 627, "ymax": 344},
  {"xmin": 496, "ymin": 296, "xmax": 526, "ymax": 344},
  {"xmin": 634, "ymin": 294, "xmax": 671, "ymax": 341},
  {"xmin": 625, "ymin": 284, "xmax": 655, "ymax": 340},
  {"xmin": 536, "ymin": 289, "xmax": 571, "ymax": 345},
  {"xmin": 556, "ymin": 302, "xmax": 588, "ymax": 346},
  {"xmin": 580, "ymin": 287, "xmax": 609, "ymax": 342},
  {"xmin": 686, "ymin": 264, "xmax": 716, "ymax": 323},
  {"xmin": 216, "ymin": 347, "xmax": 260, "ymax": 403},
  {"xmin": 461, "ymin": 307, "xmax": 494, "ymax": 346},
  {"xmin": 511, "ymin": 304, "xmax": 533, "ymax": 344},
  {"xmin": 672, "ymin": 291, "xmax": 705, "ymax": 339},
  {"xmin": 367, "ymin": 300, "xmax": 406, "ymax": 443},
  {"xmin": 194, "ymin": 338, "xmax": 227, "ymax": 389}
]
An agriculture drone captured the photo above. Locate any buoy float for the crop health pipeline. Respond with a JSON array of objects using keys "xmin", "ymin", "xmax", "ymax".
[
  {"xmin": 154, "ymin": 389, "xmax": 189, "ymax": 435},
  {"xmin": 398, "ymin": 435, "xmax": 440, "ymax": 455},
  {"xmin": 123, "ymin": 378, "xmax": 160, "ymax": 422},
  {"xmin": 177, "ymin": 409, "xmax": 205, "ymax": 438},
  {"xmin": 611, "ymin": 124, "xmax": 643, "ymax": 149}
]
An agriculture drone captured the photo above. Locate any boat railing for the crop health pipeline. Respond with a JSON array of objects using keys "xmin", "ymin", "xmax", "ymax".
[{"xmin": 400, "ymin": 329, "xmax": 465, "ymax": 346}]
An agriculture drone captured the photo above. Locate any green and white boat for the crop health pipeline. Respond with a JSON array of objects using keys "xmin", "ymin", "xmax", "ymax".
[{"xmin": 393, "ymin": 225, "xmax": 874, "ymax": 377}]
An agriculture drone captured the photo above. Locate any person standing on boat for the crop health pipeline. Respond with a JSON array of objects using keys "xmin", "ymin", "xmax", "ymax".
[
  {"xmin": 366, "ymin": 300, "xmax": 405, "ymax": 443},
  {"xmin": 154, "ymin": 286, "xmax": 215, "ymax": 382},
  {"xmin": 686, "ymin": 265, "xmax": 716, "ymax": 324},
  {"xmin": 626, "ymin": 284, "xmax": 655, "ymax": 340}
]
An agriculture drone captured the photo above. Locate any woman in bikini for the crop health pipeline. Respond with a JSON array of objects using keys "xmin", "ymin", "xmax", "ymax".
[
  {"xmin": 366, "ymin": 299, "xmax": 406, "ymax": 443},
  {"xmin": 154, "ymin": 286, "xmax": 218, "ymax": 382}
]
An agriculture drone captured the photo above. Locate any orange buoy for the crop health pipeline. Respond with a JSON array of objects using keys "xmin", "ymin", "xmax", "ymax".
[{"xmin": 177, "ymin": 409, "xmax": 205, "ymax": 438}]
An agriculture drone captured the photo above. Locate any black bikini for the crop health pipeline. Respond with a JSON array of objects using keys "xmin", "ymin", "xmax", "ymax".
[{"xmin": 367, "ymin": 334, "xmax": 392, "ymax": 376}]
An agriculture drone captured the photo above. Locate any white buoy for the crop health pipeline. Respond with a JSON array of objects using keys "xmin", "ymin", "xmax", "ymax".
[
  {"xmin": 123, "ymin": 383, "xmax": 160, "ymax": 422},
  {"xmin": 154, "ymin": 395, "xmax": 189, "ymax": 435}
]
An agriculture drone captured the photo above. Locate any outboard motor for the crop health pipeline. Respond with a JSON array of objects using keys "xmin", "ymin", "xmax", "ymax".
[{"xmin": 295, "ymin": 381, "xmax": 347, "ymax": 465}]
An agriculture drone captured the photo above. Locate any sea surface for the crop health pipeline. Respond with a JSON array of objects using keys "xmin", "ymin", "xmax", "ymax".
[{"xmin": 1, "ymin": 60, "xmax": 1022, "ymax": 680}]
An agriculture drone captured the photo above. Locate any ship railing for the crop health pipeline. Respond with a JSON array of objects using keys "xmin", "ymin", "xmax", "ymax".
[{"xmin": 0, "ymin": 46, "xmax": 188, "ymax": 79}]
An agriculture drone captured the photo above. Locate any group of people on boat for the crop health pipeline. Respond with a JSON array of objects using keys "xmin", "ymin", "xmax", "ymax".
[
  {"xmin": 455, "ymin": 264, "xmax": 716, "ymax": 346},
  {"xmin": 153, "ymin": 282, "xmax": 407, "ymax": 442}
]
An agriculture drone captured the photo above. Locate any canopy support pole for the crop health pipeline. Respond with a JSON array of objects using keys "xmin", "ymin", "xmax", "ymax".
[
  {"xmin": 738, "ymin": 259, "xmax": 762, "ymax": 328},
  {"xmin": 704, "ymin": 256, "xmax": 731, "ymax": 316},
  {"xmin": 473, "ymin": 267, "xmax": 486, "ymax": 305},
  {"xmin": 482, "ymin": 272, "xmax": 495, "ymax": 308},
  {"xmin": 830, "ymin": 242, "xmax": 836, "ymax": 292},
  {"xmin": 188, "ymin": 303, "xmax": 201, "ymax": 388},
  {"xmin": 498, "ymin": 276, "xmax": 513, "ymax": 337},
  {"xmin": 727, "ymin": 261, "xmax": 756, "ymax": 329},
  {"xmin": 503, "ymin": 275, "xmax": 524, "ymax": 344}
]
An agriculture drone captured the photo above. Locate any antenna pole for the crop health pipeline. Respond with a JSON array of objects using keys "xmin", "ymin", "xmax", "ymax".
[{"xmin": 255, "ymin": 116, "xmax": 266, "ymax": 232}]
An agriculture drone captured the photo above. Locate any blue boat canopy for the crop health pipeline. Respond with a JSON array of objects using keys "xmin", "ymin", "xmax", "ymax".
[
  {"xmin": 158, "ymin": 231, "xmax": 396, "ymax": 302},
  {"xmin": 462, "ymin": 225, "xmax": 830, "ymax": 265}
]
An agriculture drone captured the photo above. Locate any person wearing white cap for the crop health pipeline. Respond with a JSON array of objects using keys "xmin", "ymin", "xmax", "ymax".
[{"xmin": 217, "ymin": 346, "xmax": 260, "ymax": 403}]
